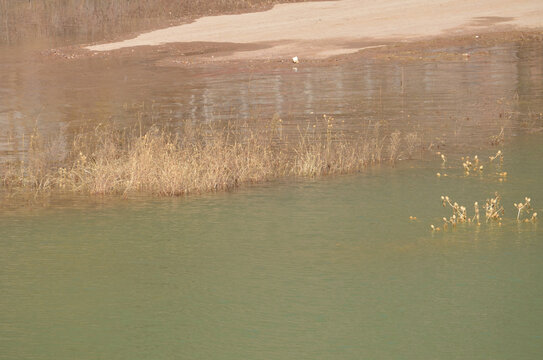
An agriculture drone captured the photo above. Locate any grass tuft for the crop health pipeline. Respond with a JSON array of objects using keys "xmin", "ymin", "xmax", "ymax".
[{"xmin": 1, "ymin": 117, "xmax": 419, "ymax": 198}]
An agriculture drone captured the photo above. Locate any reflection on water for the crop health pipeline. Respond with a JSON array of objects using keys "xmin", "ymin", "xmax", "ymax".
[
  {"xmin": 1, "ymin": 41, "xmax": 543, "ymax": 160},
  {"xmin": 1, "ymin": 134, "xmax": 542, "ymax": 360}
]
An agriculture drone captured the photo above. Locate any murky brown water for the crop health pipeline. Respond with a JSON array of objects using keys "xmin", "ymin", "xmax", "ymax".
[{"xmin": 1, "ymin": 39, "xmax": 543, "ymax": 162}]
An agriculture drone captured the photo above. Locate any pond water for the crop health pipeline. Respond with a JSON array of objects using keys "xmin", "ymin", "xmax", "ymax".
[
  {"xmin": 1, "ymin": 134, "xmax": 542, "ymax": 359},
  {"xmin": 1, "ymin": 20, "xmax": 543, "ymax": 360},
  {"xmin": 1, "ymin": 40, "xmax": 542, "ymax": 158}
]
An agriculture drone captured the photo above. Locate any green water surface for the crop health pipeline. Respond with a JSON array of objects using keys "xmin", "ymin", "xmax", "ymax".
[{"xmin": 1, "ymin": 135, "xmax": 542, "ymax": 359}]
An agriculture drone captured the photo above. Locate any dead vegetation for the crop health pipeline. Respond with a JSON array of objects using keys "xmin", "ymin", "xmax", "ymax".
[{"xmin": 1, "ymin": 116, "xmax": 419, "ymax": 198}]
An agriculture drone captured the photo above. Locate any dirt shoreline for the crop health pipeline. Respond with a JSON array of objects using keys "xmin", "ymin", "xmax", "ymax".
[
  {"xmin": 53, "ymin": 29, "xmax": 543, "ymax": 72},
  {"xmin": 83, "ymin": 0, "xmax": 543, "ymax": 62}
]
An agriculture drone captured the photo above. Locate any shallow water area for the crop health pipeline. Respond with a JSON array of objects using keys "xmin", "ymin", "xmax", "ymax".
[{"xmin": 1, "ymin": 38, "xmax": 543, "ymax": 160}]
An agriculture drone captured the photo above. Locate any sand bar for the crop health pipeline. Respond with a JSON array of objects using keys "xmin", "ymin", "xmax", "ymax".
[{"xmin": 86, "ymin": 0, "xmax": 543, "ymax": 59}]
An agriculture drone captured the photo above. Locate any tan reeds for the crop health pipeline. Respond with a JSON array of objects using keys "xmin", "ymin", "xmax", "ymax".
[
  {"xmin": 489, "ymin": 127, "xmax": 505, "ymax": 146},
  {"xmin": 430, "ymin": 146, "xmax": 538, "ymax": 230},
  {"xmin": 514, "ymin": 197, "xmax": 534, "ymax": 221},
  {"xmin": 435, "ymin": 150, "xmax": 503, "ymax": 179},
  {"xmin": 404, "ymin": 132, "xmax": 420, "ymax": 159},
  {"xmin": 388, "ymin": 131, "xmax": 401, "ymax": 162},
  {"xmin": 1, "ymin": 117, "xmax": 415, "ymax": 197},
  {"xmin": 484, "ymin": 192, "xmax": 504, "ymax": 222},
  {"xmin": 440, "ymin": 195, "xmax": 468, "ymax": 228},
  {"xmin": 431, "ymin": 192, "xmax": 538, "ymax": 231}
]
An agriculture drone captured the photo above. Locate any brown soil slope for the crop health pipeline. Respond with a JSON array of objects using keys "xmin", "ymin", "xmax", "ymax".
[{"xmin": 86, "ymin": 0, "xmax": 543, "ymax": 59}]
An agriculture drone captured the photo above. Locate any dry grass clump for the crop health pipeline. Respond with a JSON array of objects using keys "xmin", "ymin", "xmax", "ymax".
[
  {"xmin": 404, "ymin": 132, "xmax": 420, "ymax": 159},
  {"xmin": 1, "ymin": 117, "xmax": 417, "ymax": 197},
  {"xmin": 431, "ymin": 192, "xmax": 537, "ymax": 231},
  {"xmin": 434, "ymin": 149, "xmax": 506, "ymax": 180},
  {"xmin": 461, "ymin": 155, "xmax": 483, "ymax": 174},
  {"xmin": 514, "ymin": 197, "xmax": 537, "ymax": 222},
  {"xmin": 440, "ymin": 195, "xmax": 468, "ymax": 227},
  {"xmin": 428, "ymin": 146, "xmax": 538, "ymax": 231},
  {"xmin": 483, "ymin": 192, "xmax": 504, "ymax": 222},
  {"xmin": 489, "ymin": 127, "xmax": 505, "ymax": 146},
  {"xmin": 2, "ymin": 123, "xmax": 280, "ymax": 196}
]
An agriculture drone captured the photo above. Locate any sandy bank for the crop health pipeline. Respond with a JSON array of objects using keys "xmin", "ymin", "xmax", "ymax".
[{"xmin": 85, "ymin": 0, "xmax": 543, "ymax": 60}]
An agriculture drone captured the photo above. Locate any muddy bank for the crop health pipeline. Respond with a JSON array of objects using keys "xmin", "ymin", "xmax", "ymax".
[
  {"xmin": 0, "ymin": 0, "xmax": 325, "ymax": 46},
  {"xmin": 46, "ymin": 30, "xmax": 543, "ymax": 74},
  {"xmin": 85, "ymin": 0, "xmax": 543, "ymax": 61},
  {"xmin": 153, "ymin": 30, "xmax": 543, "ymax": 68}
]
